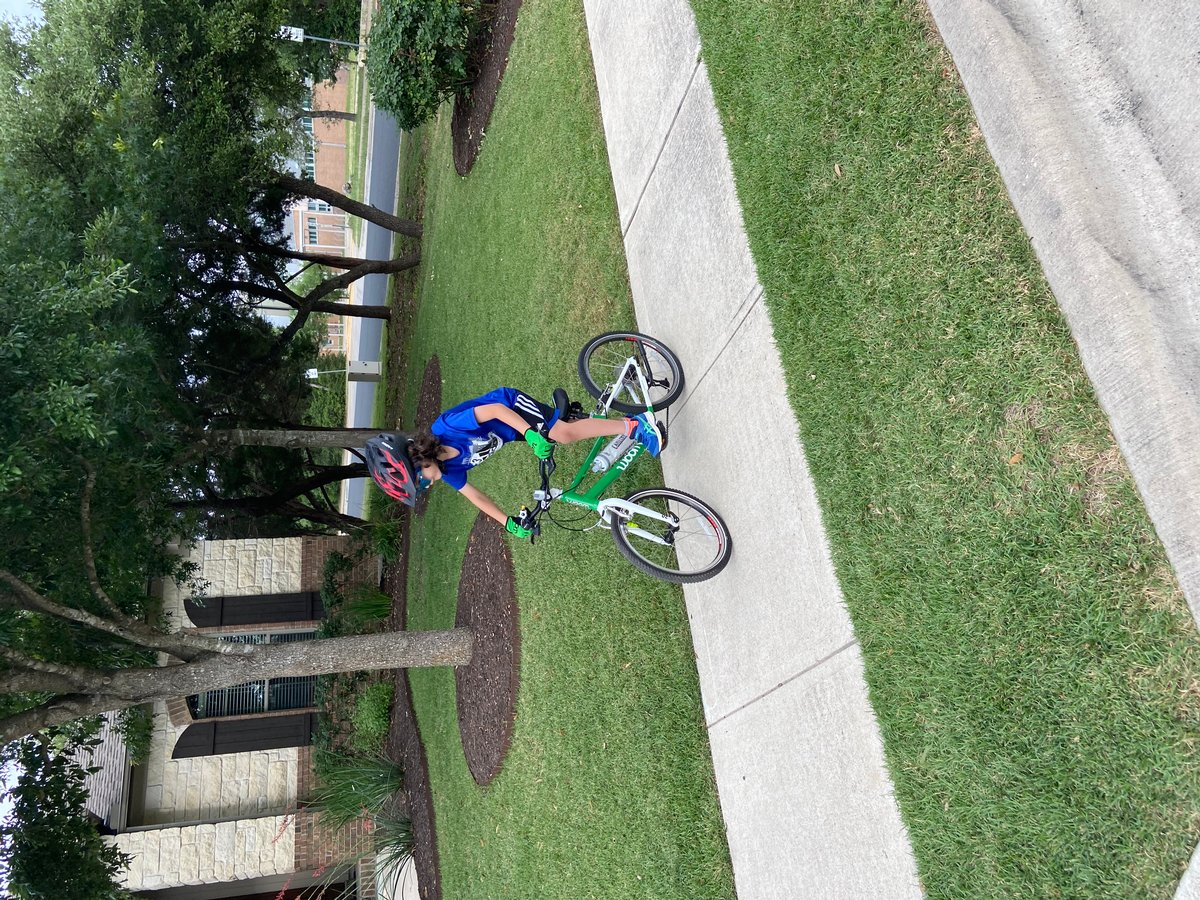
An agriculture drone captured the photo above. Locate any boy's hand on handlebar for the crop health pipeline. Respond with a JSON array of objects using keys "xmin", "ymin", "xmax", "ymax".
[
  {"xmin": 524, "ymin": 428, "xmax": 556, "ymax": 460},
  {"xmin": 505, "ymin": 515, "xmax": 534, "ymax": 539}
]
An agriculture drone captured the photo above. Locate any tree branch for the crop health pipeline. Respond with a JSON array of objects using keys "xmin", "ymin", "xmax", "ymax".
[
  {"xmin": 273, "ymin": 173, "xmax": 422, "ymax": 238},
  {"xmin": 250, "ymin": 255, "xmax": 418, "ymax": 370},
  {"xmin": 0, "ymin": 694, "xmax": 137, "ymax": 743},
  {"xmin": 0, "ymin": 572, "xmax": 243, "ymax": 662},
  {"xmin": 77, "ymin": 461, "xmax": 133, "ymax": 621},
  {"xmin": 0, "ymin": 646, "xmax": 104, "ymax": 688}
]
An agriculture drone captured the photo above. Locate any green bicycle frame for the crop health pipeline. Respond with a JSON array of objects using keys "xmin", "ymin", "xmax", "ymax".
[{"xmin": 557, "ymin": 420, "xmax": 647, "ymax": 513}]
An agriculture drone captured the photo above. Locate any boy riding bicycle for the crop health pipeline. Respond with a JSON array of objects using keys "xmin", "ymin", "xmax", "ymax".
[{"xmin": 407, "ymin": 387, "xmax": 663, "ymax": 538}]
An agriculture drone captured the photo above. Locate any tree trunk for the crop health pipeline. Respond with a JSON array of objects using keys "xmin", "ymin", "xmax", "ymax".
[
  {"xmin": 0, "ymin": 629, "xmax": 475, "ymax": 743},
  {"xmin": 220, "ymin": 279, "xmax": 393, "ymax": 322},
  {"xmin": 306, "ymin": 110, "xmax": 357, "ymax": 121},
  {"xmin": 255, "ymin": 253, "xmax": 418, "ymax": 370},
  {"xmin": 278, "ymin": 500, "xmax": 370, "ymax": 532},
  {"xmin": 274, "ymin": 173, "xmax": 422, "ymax": 238},
  {"xmin": 303, "ymin": 255, "xmax": 421, "ymax": 305},
  {"xmin": 201, "ymin": 427, "xmax": 388, "ymax": 452},
  {"xmin": 170, "ymin": 464, "xmax": 368, "ymax": 513},
  {"xmin": 307, "ymin": 299, "xmax": 390, "ymax": 319},
  {"xmin": 255, "ymin": 244, "xmax": 379, "ymax": 271}
]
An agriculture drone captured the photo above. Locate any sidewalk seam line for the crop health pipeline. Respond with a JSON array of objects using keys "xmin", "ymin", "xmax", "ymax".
[
  {"xmin": 622, "ymin": 55, "xmax": 702, "ymax": 239},
  {"xmin": 669, "ymin": 283, "xmax": 763, "ymax": 424},
  {"xmin": 706, "ymin": 638, "xmax": 858, "ymax": 731}
]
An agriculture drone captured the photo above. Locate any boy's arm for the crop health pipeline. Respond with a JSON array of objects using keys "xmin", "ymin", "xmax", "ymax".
[
  {"xmin": 474, "ymin": 402, "xmax": 537, "ymax": 436},
  {"xmin": 459, "ymin": 483, "xmax": 509, "ymax": 527}
]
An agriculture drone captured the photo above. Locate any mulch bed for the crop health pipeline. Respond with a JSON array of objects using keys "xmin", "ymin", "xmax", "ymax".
[
  {"xmin": 454, "ymin": 513, "xmax": 521, "ymax": 785},
  {"xmin": 413, "ymin": 356, "xmax": 443, "ymax": 518},
  {"xmin": 451, "ymin": 0, "xmax": 524, "ymax": 175},
  {"xmin": 383, "ymin": 548, "xmax": 441, "ymax": 900}
]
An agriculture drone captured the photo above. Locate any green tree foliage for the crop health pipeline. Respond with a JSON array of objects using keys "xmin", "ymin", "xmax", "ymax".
[
  {"xmin": 367, "ymin": 0, "xmax": 474, "ymax": 130},
  {"xmin": 0, "ymin": 0, "xmax": 434, "ymax": 746},
  {"xmin": 0, "ymin": 737, "xmax": 132, "ymax": 899},
  {"xmin": 285, "ymin": 0, "xmax": 362, "ymax": 82},
  {"xmin": 0, "ymin": 6, "xmax": 451, "ymax": 885},
  {"xmin": 0, "ymin": 0, "xmax": 408, "ymax": 542}
]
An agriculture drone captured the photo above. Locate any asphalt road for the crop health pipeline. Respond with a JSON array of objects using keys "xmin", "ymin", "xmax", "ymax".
[{"xmin": 343, "ymin": 103, "xmax": 402, "ymax": 519}]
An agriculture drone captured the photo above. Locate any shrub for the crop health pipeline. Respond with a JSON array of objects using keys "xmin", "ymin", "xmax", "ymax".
[
  {"xmin": 117, "ymin": 706, "xmax": 155, "ymax": 766},
  {"xmin": 309, "ymin": 750, "xmax": 403, "ymax": 829},
  {"xmin": 367, "ymin": 0, "xmax": 476, "ymax": 130},
  {"xmin": 367, "ymin": 516, "xmax": 403, "ymax": 564},
  {"xmin": 320, "ymin": 550, "xmax": 356, "ymax": 611},
  {"xmin": 350, "ymin": 681, "xmax": 394, "ymax": 755},
  {"xmin": 343, "ymin": 584, "xmax": 393, "ymax": 628},
  {"xmin": 371, "ymin": 809, "xmax": 414, "ymax": 879}
]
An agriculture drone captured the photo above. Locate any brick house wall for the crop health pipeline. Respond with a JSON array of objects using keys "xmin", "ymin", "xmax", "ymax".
[
  {"xmin": 311, "ymin": 65, "xmax": 350, "ymax": 190},
  {"xmin": 290, "ymin": 64, "xmax": 352, "ymax": 257},
  {"xmin": 144, "ymin": 539, "xmax": 307, "ymax": 832}
]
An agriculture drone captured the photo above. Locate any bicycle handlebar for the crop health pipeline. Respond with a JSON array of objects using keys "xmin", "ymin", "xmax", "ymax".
[{"xmin": 515, "ymin": 443, "xmax": 557, "ymax": 544}]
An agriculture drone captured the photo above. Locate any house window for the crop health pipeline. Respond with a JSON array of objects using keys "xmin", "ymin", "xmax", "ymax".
[
  {"xmin": 307, "ymin": 218, "xmax": 319, "ymax": 245},
  {"xmin": 307, "ymin": 199, "xmax": 333, "ymax": 212},
  {"xmin": 186, "ymin": 631, "xmax": 317, "ymax": 719}
]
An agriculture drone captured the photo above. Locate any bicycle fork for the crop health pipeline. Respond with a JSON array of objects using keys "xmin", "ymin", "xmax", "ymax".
[{"xmin": 597, "ymin": 497, "xmax": 679, "ymax": 547}]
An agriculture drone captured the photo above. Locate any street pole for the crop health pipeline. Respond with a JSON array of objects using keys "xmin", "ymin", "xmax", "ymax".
[{"xmin": 280, "ymin": 25, "xmax": 361, "ymax": 50}]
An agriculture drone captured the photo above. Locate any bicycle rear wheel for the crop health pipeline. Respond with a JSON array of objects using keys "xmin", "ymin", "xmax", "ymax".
[
  {"xmin": 578, "ymin": 332, "xmax": 685, "ymax": 415},
  {"xmin": 610, "ymin": 487, "xmax": 732, "ymax": 583}
]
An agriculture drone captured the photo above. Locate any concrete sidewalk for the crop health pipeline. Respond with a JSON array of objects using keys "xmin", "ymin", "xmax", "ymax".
[{"xmin": 584, "ymin": 4, "xmax": 921, "ymax": 897}]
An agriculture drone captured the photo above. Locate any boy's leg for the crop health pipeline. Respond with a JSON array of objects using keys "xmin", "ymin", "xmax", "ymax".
[
  {"xmin": 548, "ymin": 417, "xmax": 627, "ymax": 443},
  {"xmin": 513, "ymin": 388, "xmax": 661, "ymax": 454}
]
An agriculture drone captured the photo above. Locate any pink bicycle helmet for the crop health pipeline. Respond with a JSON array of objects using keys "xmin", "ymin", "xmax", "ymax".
[{"xmin": 364, "ymin": 432, "xmax": 418, "ymax": 507}]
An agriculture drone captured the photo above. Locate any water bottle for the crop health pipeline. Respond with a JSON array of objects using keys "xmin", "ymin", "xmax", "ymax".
[{"xmin": 591, "ymin": 433, "xmax": 635, "ymax": 473}]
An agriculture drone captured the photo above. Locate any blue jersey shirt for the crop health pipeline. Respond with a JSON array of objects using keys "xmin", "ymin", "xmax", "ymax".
[{"xmin": 430, "ymin": 387, "xmax": 554, "ymax": 490}]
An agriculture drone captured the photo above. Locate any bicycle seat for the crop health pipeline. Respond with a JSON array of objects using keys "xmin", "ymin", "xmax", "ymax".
[{"xmin": 552, "ymin": 387, "xmax": 588, "ymax": 422}]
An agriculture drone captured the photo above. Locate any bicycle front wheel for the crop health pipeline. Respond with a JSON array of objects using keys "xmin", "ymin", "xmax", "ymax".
[
  {"xmin": 578, "ymin": 332, "xmax": 685, "ymax": 415},
  {"xmin": 610, "ymin": 487, "xmax": 732, "ymax": 583}
]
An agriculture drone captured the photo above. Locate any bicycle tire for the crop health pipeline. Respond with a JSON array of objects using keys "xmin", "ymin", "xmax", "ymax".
[
  {"xmin": 610, "ymin": 487, "xmax": 732, "ymax": 584},
  {"xmin": 578, "ymin": 332, "xmax": 685, "ymax": 415}
]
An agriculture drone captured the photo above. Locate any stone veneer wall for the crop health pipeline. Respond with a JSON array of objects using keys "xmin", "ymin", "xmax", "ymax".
[
  {"xmin": 111, "ymin": 815, "xmax": 294, "ymax": 891},
  {"xmin": 124, "ymin": 536, "xmax": 381, "ymax": 888},
  {"xmin": 161, "ymin": 537, "xmax": 305, "ymax": 629},
  {"xmin": 142, "ymin": 538, "xmax": 306, "ymax": 827},
  {"xmin": 137, "ymin": 706, "xmax": 299, "ymax": 826}
]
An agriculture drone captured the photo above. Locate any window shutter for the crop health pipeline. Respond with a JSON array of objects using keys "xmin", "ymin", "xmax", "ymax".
[
  {"xmin": 184, "ymin": 592, "xmax": 324, "ymax": 628},
  {"xmin": 172, "ymin": 714, "xmax": 317, "ymax": 759}
]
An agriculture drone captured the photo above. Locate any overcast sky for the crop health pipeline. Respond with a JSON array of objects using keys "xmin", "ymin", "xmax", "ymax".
[{"xmin": 0, "ymin": 0, "xmax": 38, "ymax": 22}]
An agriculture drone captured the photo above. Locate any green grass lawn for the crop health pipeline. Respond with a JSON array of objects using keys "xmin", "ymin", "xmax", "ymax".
[
  {"xmin": 345, "ymin": 61, "xmax": 372, "ymax": 245},
  {"xmin": 688, "ymin": 0, "xmax": 1200, "ymax": 896},
  {"xmin": 385, "ymin": 3, "xmax": 733, "ymax": 899}
]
